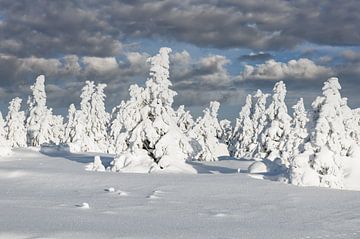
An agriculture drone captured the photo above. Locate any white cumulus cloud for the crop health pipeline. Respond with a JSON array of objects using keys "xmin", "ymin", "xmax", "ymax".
[{"xmin": 239, "ymin": 58, "xmax": 333, "ymax": 81}]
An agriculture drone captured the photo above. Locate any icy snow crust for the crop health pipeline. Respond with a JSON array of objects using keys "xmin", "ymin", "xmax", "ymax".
[{"xmin": 1, "ymin": 148, "xmax": 360, "ymax": 239}]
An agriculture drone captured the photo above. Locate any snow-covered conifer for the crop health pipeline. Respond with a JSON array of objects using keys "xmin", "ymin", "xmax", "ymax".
[
  {"xmin": 0, "ymin": 112, "xmax": 12, "ymax": 156},
  {"xmin": 282, "ymin": 98, "xmax": 309, "ymax": 165},
  {"xmin": 64, "ymin": 104, "xmax": 77, "ymax": 143},
  {"xmin": 230, "ymin": 95, "xmax": 255, "ymax": 158},
  {"xmin": 256, "ymin": 81, "xmax": 292, "ymax": 163},
  {"xmin": 290, "ymin": 77, "xmax": 359, "ymax": 188},
  {"xmin": 111, "ymin": 48, "xmax": 196, "ymax": 173},
  {"xmin": 175, "ymin": 105, "xmax": 194, "ymax": 133},
  {"xmin": 50, "ymin": 114, "xmax": 64, "ymax": 145},
  {"xmin": 219, "ymin": 119, "xmax": 232, "ymax": 146},
  {"xmin": 26, "ymin": 75, "xmax": 59, "ymax": 146},
  {"xmin": 6, "ymin": 97, "xmax": 26, "ymax": 147},
  {"xmin": 246, "ymin": 90, "xmax": 269, "ymax": 159},
  {"xmin": 191, "ymin": 101, "xmax": 229, "ymax": 161},
  {"xmin": 90, "ymin": 83, "xmax": 110, "ymax": 152},
  {"xmin": 65, "ymin": 81, "xmax": 109, "ymax": 153}
]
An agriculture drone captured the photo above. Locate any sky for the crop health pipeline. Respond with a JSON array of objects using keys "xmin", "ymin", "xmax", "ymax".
[{"xmin": 0, "ymin": 0, "xmax": 359, "ymax": 120}]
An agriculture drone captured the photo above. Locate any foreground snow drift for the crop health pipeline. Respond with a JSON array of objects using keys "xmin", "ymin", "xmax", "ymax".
[{"xmin": 1, "ymin": 149, "xmax": 360, "ymax": 239}]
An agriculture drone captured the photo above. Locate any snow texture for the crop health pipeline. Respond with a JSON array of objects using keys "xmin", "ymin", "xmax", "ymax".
[{"xmin": 1, "ymin": 148, "xmax": 360, "ymax": 239}]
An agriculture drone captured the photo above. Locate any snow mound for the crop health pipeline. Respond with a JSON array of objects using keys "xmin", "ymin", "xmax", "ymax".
[
  {"xmin": 110, "ymin": 150, "xmax": 159, "ymax": 173},
  {"xmin": 248, "ymin": 161, "xmax": 268, "ymax": 174},
  {"xmin": 105, "ymin": 187, "xmax": 115, "ymax": 192},
  {"xmin": 85, "ymin": 156, "xmax": 105, "ymax": 172},
  {"xmin": 0, "ymin": 146, "xmax": 12, "ymax": 157},
  {"xmin": 77, "ymin": 202, "xmax": 90, "ymax": 209}
]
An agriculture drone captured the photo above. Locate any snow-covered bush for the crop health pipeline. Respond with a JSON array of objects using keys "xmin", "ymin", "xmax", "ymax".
[
  {"xmin": 289, "ymin": 77, "xmax": 360, "ymax": 189},
  {"xmin": 85, "ymin": 156, "xmax": 105, "ymax": 172},
  {"xmin": 191, "ymin": 101, "xmax": 229, "ymax": 161},
  {"xmin": 110, "ymin": 47, "xmax": 196, "ymax": 173},
  {"xmin": 256, "ymin": 81, "xmax": 291, "ymax": 163},
  {"xmin": 5, "ymin": 97, "xmax": 26, "ymax": 148},
  {"xmin": 0, "ymin": 112, "xmax": 12, "ymax": 156}
]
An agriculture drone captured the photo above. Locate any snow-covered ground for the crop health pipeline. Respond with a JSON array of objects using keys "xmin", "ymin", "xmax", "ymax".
[{"xmin": 1, "ymin": 149, "xmax": 360, "ymax": 239}]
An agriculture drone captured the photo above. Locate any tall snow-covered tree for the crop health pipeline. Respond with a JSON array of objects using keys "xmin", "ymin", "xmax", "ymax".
[
  {"xmin": 111, "ymin": 47, "xmax": 196, "ymax": 173},
  {"xmin": 90, "ymin": 83, "xmax": 110, "ymax": 152},
  {"xmin": 282, "ymin": 98, "xmax": 309, "ymax": 165},
  {"xmin": 63, "ymin": 104, "xmax": 77, "ymax": 143},
  {"xmin": 26, "ymin": 75, "xmax": 60, "ymax": 146},
  {"xmin": 191, "ymin": 101, "xmax": 229, "ymax": 161},
  {"xmin": 256, "ymin": 81, "xmax": 292, "ymax": 163},
  {"xmin": 249, "ymin": 90, "xmax": 269, "ymax": 159},
  {"xmin": 230, "ymin": 94, "xmax": 254, "ymax": 159},
  {"xmin": 290, "ymin": 77, "xmax": 360, "ymax": 188},
  {"xmin": 6, "ymin": 97, "xmax": 26, "ymax": 147},
  {"xmin": 65, "ymin": 82, "xmax": 109, "ymax": 153},
  {"xmin": 50, "ymin": 114, "xmax": 65, "ymax": 145},
  {"xmin": 0, "ymin": 112, "xmax": 12, "ymax": 156}
]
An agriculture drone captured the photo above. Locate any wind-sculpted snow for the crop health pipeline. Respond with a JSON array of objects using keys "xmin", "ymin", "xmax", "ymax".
[{"xmin": 0, "ymin": 149, "xmax": 360, "ymax": 238}]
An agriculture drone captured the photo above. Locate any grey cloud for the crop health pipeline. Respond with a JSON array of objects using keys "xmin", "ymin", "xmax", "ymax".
[
  {"xmin": 0, "ymin": 0, "xmax": 359, "ymax": 59},
  {"xmin": 170, "ymin": 51, "xmax": 232, "ymax": 89}
]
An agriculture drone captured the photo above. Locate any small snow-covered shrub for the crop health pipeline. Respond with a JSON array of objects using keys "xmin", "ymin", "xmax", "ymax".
[{"xmin": 86, "ymin": 156, "xmax": 105, "ymax": 172}]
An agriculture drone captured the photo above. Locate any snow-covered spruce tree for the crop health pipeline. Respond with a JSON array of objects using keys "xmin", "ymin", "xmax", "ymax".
[
  {"xmin": 26, "ymin": 75, "xmax": 62, "ymax": 146},
  {"xmin": 109, "ymin": 85, "xmax": 145, "ymax": 155},
  {"xmin": 64, "ymin": 81, "xmax": 94, "ymax": 151},
  {"xmin": 175, "ymin": 105, "xmax": 194, "ymax": 133},
  {"xmin": 352, "ymin": 108, "xmax": 360, "ymax": 145},
  {"xmin": 0, "ymin": 112, "xmax": 12, "ymax": 156},
  {"xmin": 282, "ymin": 98, "xmax": 309, "ymax": 165},
  {"xmin": 191, "ymin": 101, "xmax": 229, "ymax": 161},
  {"xmin": 219, "ymin": 119, "xmax": 232, "ymax": 146},
  {"xmin": 65, "ymin": 82, "xmax": 110, "ymax": 153},
  {"xmin": 90, "ymin": 83, "xmax": 110, "ymax": 152},
  {"xmin": 230, "ymin": 94, "xmax": 255, "ymax": 159},
  {"xmin": 5, "ymin": 97, "xmax": 26, "ymax": 148},
  {"xmin": 63, "ymin": 104, "xmax": 77, "ymax": 143},
  {"xmin": 248, "ymin": 90, "xmax": 269, "ymax": 159},
  {"xmin": 290, "ymin": 77, "xmax": 360, "ymax": 188},
  {"xmin": 110, "ymin": 47, "xmax": 196, "ymax": 173},
  {"xmin": 50, "ymin": 114, "xmax": 65, "ymax": 145},
  {"xmin": 256, "ymin": 81, "xmax": 292, "ymax": 163},
  {"xmin": 108, "ymin": 101, "xmax": 125, "ymax": 154}
]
